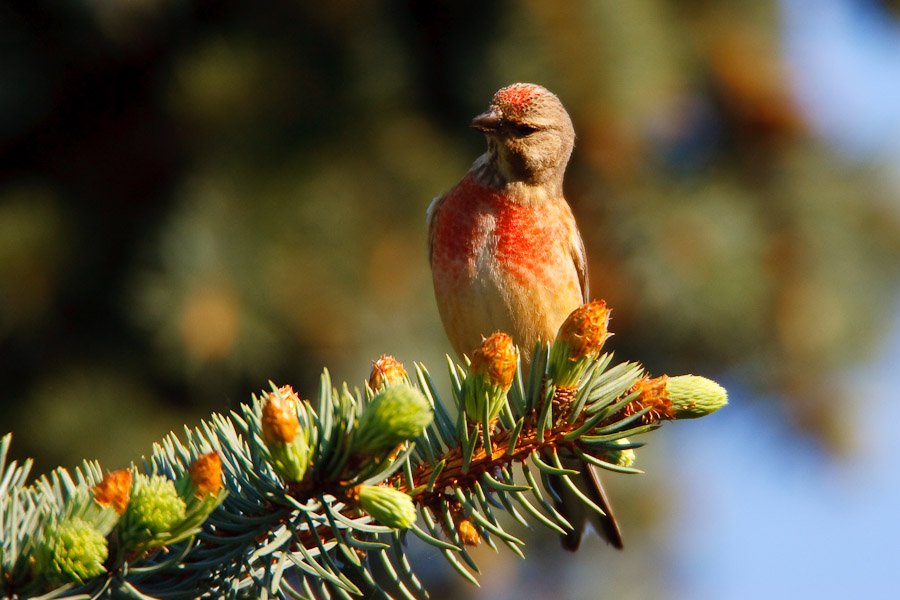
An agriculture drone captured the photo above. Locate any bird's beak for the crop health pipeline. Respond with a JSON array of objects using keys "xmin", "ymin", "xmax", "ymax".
[{"xmin": 470, "ymin": 107, "xmax": 502, "ymax": 133}]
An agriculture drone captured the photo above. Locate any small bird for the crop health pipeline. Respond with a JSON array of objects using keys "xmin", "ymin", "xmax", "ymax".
[{"xmin": 427, "ymin": 83, "xmax": 623, "ymax": 551}]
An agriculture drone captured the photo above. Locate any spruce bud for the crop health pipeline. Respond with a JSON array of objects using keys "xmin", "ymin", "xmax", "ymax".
[
  {"xmin": 350, "ymin": 384, "xmax": 433, "ymax": 455},
  {"xmin": 368, "ymin": 355, "xmax": 408, "ymax": 392},
  {"xmin": 463, "ymin": 332, "xmax": 517, "ymax": 423},
  {"xmin": 548, "ymin": 301, "xmax": 611, "ymax": 388},
  {"xmin": 33, "ymin": 517, "xmax": 108, "ymax": 585},
  {"xmin": 356, "ymin": 485, "xmax": 417, "ymax": 530},
  {"xmin": 119, "ymin": 474, "xmax": 186, "ymax": 550},
  {"xmin": 261, "ymin": 386, "xmax": 310, "ymax": 482}
]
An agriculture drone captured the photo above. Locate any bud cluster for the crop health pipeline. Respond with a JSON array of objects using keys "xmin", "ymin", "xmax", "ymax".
[
  {"xmin": 29, "ymin": 453, "xmax": 224, "ymax": 588},
  {"xmin": 118, "ymin": 452, "xmax": 225, "ymax": 553}
]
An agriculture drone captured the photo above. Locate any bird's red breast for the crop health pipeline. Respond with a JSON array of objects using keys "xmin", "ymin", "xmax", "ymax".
[{"xmin": 430, "ymin": 174, "xmax": 574, "ymax": 288}]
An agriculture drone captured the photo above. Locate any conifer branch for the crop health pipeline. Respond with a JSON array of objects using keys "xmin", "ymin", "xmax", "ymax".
[{"xmin": 0, "ymin": 302, "xmax": 726, "ymax": 600}]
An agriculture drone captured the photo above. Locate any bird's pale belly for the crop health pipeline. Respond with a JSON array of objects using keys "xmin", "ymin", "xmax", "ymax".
[{"xmin": 432, "ymin": 232, "xmax": 582, "ymax": 361}]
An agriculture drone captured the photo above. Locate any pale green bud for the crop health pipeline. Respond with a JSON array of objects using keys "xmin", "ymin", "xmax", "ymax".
[
  {"xmin": 34, "ymin": 517, "xmax": 108, "ymax": 585},
  {"xmin": 351, "ymin": 384, "xmax": 433, "ymax": 455},
  {"xmin": 666, "ymin": 375, "xmax": 728, "ymax": 419},
  {"xmin": 604, "ymin": 438, "xmax": 635, "ymax": 468},
  {"xmin": 120, "ymin": 474, "xmax": 186, "ymax": 550},
  {"xmin": 356, "ymin": 485, "xmax": 417, "ymax": 530}
]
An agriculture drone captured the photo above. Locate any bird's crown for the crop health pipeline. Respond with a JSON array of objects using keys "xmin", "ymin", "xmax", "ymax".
[{"xmin": 493, "ymin": 83, "xmax": 553, "ymax": 118}]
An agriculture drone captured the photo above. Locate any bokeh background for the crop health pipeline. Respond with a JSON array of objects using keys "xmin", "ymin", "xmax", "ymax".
[{"xmin": 3, "ymin": 0, "xmax": 900, "ymax": 598}]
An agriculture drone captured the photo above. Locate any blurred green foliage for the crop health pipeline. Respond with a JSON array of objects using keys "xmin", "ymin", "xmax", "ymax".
[{"xmin": 1, "ymin": 2, "xmax": 899, "ymax": 596}]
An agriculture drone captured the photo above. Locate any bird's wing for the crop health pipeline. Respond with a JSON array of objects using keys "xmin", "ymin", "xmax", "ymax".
[
  {"xmin": 584, "ymin": 463, "xmax": 624, "ymax": 549},
  {"xmin": 426, "ymin": 190, "xmax": 449, "ymax": 264},
  {"xmin": 562, "ymin": 201, "xmax": 589, "ymax": 303}
]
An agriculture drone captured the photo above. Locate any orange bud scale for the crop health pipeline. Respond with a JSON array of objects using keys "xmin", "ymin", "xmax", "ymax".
[
  {"xmin": 190, "ymin": 452, "xmax": 223, "ymax": 498},
  {"xmin": 93, "ymin": 469, "xmax": 132, "ymax": 514}
]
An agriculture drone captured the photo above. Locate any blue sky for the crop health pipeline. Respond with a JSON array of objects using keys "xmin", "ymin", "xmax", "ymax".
[
  {"xmin": 668, "ymin": 332, "xmax": 900, "ymax": 599},
  {"xmin": 781, "ymin": 0, "xmax": 900, "ymax": 161}
]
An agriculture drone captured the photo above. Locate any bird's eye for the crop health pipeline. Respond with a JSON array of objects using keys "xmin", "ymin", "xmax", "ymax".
[{"xmin": 512, "ymin": 123, "xmax": 539, "ymax": 136}]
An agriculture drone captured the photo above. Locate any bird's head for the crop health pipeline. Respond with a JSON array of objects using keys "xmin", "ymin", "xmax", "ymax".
[{"xmin": 471, "ymin": 83, "xmax": 576, "ymax": 191}]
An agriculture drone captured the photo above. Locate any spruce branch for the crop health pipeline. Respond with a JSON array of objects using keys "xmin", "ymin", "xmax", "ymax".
[{"xmin": 0, "ymin": 302, "xmax": 726, "ymax": 600}]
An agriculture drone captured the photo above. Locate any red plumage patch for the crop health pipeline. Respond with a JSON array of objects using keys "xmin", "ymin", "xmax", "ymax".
[
  {"xmin": 431, "ymin": 175, "xmax": 567, "ymax": 289},
  {"xmin": 496, "ymin": 84, "xmax": 541, "ymax": 111}
]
